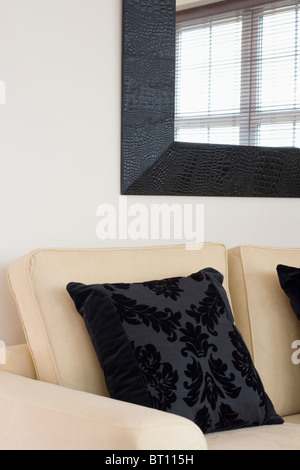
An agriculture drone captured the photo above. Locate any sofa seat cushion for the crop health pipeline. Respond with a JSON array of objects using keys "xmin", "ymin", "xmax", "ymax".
[
  {"xmin": 283, "ymin": 414, "xmax": 300, "ymax": 425},
  {"xmin": 8, "ymin": 244, "xmax": 230, "ymax": 396},
  {"xmin": 206, "ymin": 422, "xmax": 300, "ymax": 450},
  {"xmin": 67, "ymin": 267, "xmax": 283, "ymax": 434}
]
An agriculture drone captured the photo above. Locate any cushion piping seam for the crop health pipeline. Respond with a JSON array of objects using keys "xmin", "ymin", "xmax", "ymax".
[{"xmin": 8, "ymin": 254, "xmax": 61, "ymax": 385}]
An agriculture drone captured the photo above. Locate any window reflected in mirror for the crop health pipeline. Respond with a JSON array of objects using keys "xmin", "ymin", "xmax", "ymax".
[{"xmin": 175, "ymin": 0, "xmax": 300, "ymax": 147}]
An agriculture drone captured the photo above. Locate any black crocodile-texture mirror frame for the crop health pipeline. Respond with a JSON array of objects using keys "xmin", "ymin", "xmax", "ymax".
[{"xmin": 121, "ymin": 0, "xmax": 300, "ymax": 197}]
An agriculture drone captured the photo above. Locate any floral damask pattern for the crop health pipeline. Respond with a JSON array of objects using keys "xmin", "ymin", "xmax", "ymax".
[
  {"xmin": 132, "ymin": 342, "xmax": 178, "ymax": 411},
  {"xmin": 186, "ymin": 282, "xmax": 226, "ymax": 336},
  {"xmin": 99, "ymin": 269, "xmax": 282, "ymax": 433},
  {"xmin": 68, "ymin": 268, "xmax": 283, "ymax": 435},
  {"xmin": 229, "ymin": 327, "xmax": 265, "ymax": 398},
  {"xmin": 142, "ymin": 277, "xmax": 184, "ymax": 301},
  {"xmin": 107, "ymin": 291, "xmax": 181, "ymax": 342}
]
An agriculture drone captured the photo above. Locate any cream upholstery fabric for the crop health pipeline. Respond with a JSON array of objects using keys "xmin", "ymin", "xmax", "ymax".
[
  {"xmin": 8, "ymin": 244, "xmax": 229, "ymax": 396},
  {"xmin": 0, "ymin": 344, "xmax": 36, "ymax": 379},
  {"xmin": 228, "ymin": 246, "xmax": 300, "ymax": 418},
  {"xmin": 0, "ymin": 371, "xmax": 207, "ymax": 450},
  {"xmin": 206, "ymin": 422, "xmax": 300, "ymax": 450},
  {"xmin": 284, "ymin": 414, "xmax": 300, "ymax": 424}
]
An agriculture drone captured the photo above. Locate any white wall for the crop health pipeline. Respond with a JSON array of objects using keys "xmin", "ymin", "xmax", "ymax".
[{"xmin": 0, "ymin": 0, "xmax": 299, "ymax": 346}]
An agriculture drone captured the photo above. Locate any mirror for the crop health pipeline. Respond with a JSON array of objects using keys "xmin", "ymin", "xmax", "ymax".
[{"xmin": 121, "ymin": 0, "xmax": 300, "ymax": 197}]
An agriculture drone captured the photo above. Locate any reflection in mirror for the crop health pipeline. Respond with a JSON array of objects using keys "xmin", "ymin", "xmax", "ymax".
[
  {"xmin": 121, "ymin": 0, "xmax": 300, "ymax": 197},
  {"xmin": 175, "ymin": 0, "xmax": 300, "ymax": 148}
]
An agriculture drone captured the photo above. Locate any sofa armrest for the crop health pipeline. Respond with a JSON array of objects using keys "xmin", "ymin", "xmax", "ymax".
[
  {"xmin": 0, "ymin": 344, "xmax": 36, "ymax": 379},
  {"xmin": 0, "ymin": 371, "xmax": 207, "ymax": 450}
]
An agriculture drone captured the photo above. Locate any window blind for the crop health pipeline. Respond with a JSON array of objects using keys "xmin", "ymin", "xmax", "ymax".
[{"xmin": 175, "ymin": 0, "xmax": 300, "ymax": 147}]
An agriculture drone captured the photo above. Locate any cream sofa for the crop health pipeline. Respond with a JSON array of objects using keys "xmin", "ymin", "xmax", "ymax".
[{"xmin": 0, "ymin": 243, "xmax": 299, "ymax": 450}]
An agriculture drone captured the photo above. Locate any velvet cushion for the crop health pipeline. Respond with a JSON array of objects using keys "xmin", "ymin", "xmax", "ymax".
[
  {"xmin": 67, "ymin": 268, "xmax": 283, "ymax": 434},
  {"xmin": 277, "ymin": 264, "xmax": 300, "ymax": 320}
]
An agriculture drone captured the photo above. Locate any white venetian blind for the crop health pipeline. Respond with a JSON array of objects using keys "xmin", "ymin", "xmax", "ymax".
[{"xmin": 175, "ymin": 0, "xmax": 300, "ymax": 147}]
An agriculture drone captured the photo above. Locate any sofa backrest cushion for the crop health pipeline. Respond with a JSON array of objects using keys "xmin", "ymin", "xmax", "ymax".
[
  {"xmin": 8, "ymin": 244, "xmax": 229, "ymax": 397},
  {"xmin": 228, "ymin": 246, "xmax": 300, "ymax": 418}
]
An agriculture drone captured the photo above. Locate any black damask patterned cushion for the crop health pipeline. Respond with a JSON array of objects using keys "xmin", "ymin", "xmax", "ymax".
[
  {"xmin": 67, "ymin": 268, "xmax": 283, "ymax": 434},
  {"xmin": 277, "ymin": 264, "xmax": 300, "ymax": 320}
]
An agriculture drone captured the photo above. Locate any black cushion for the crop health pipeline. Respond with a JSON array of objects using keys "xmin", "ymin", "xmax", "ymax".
[
  {"xmin": 277, "ymin": 264, "xmax": 300, "ymax": 320},
  {"xmin": 67, "ymin": 267, "xmax": 283, "ymax": 434}
]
